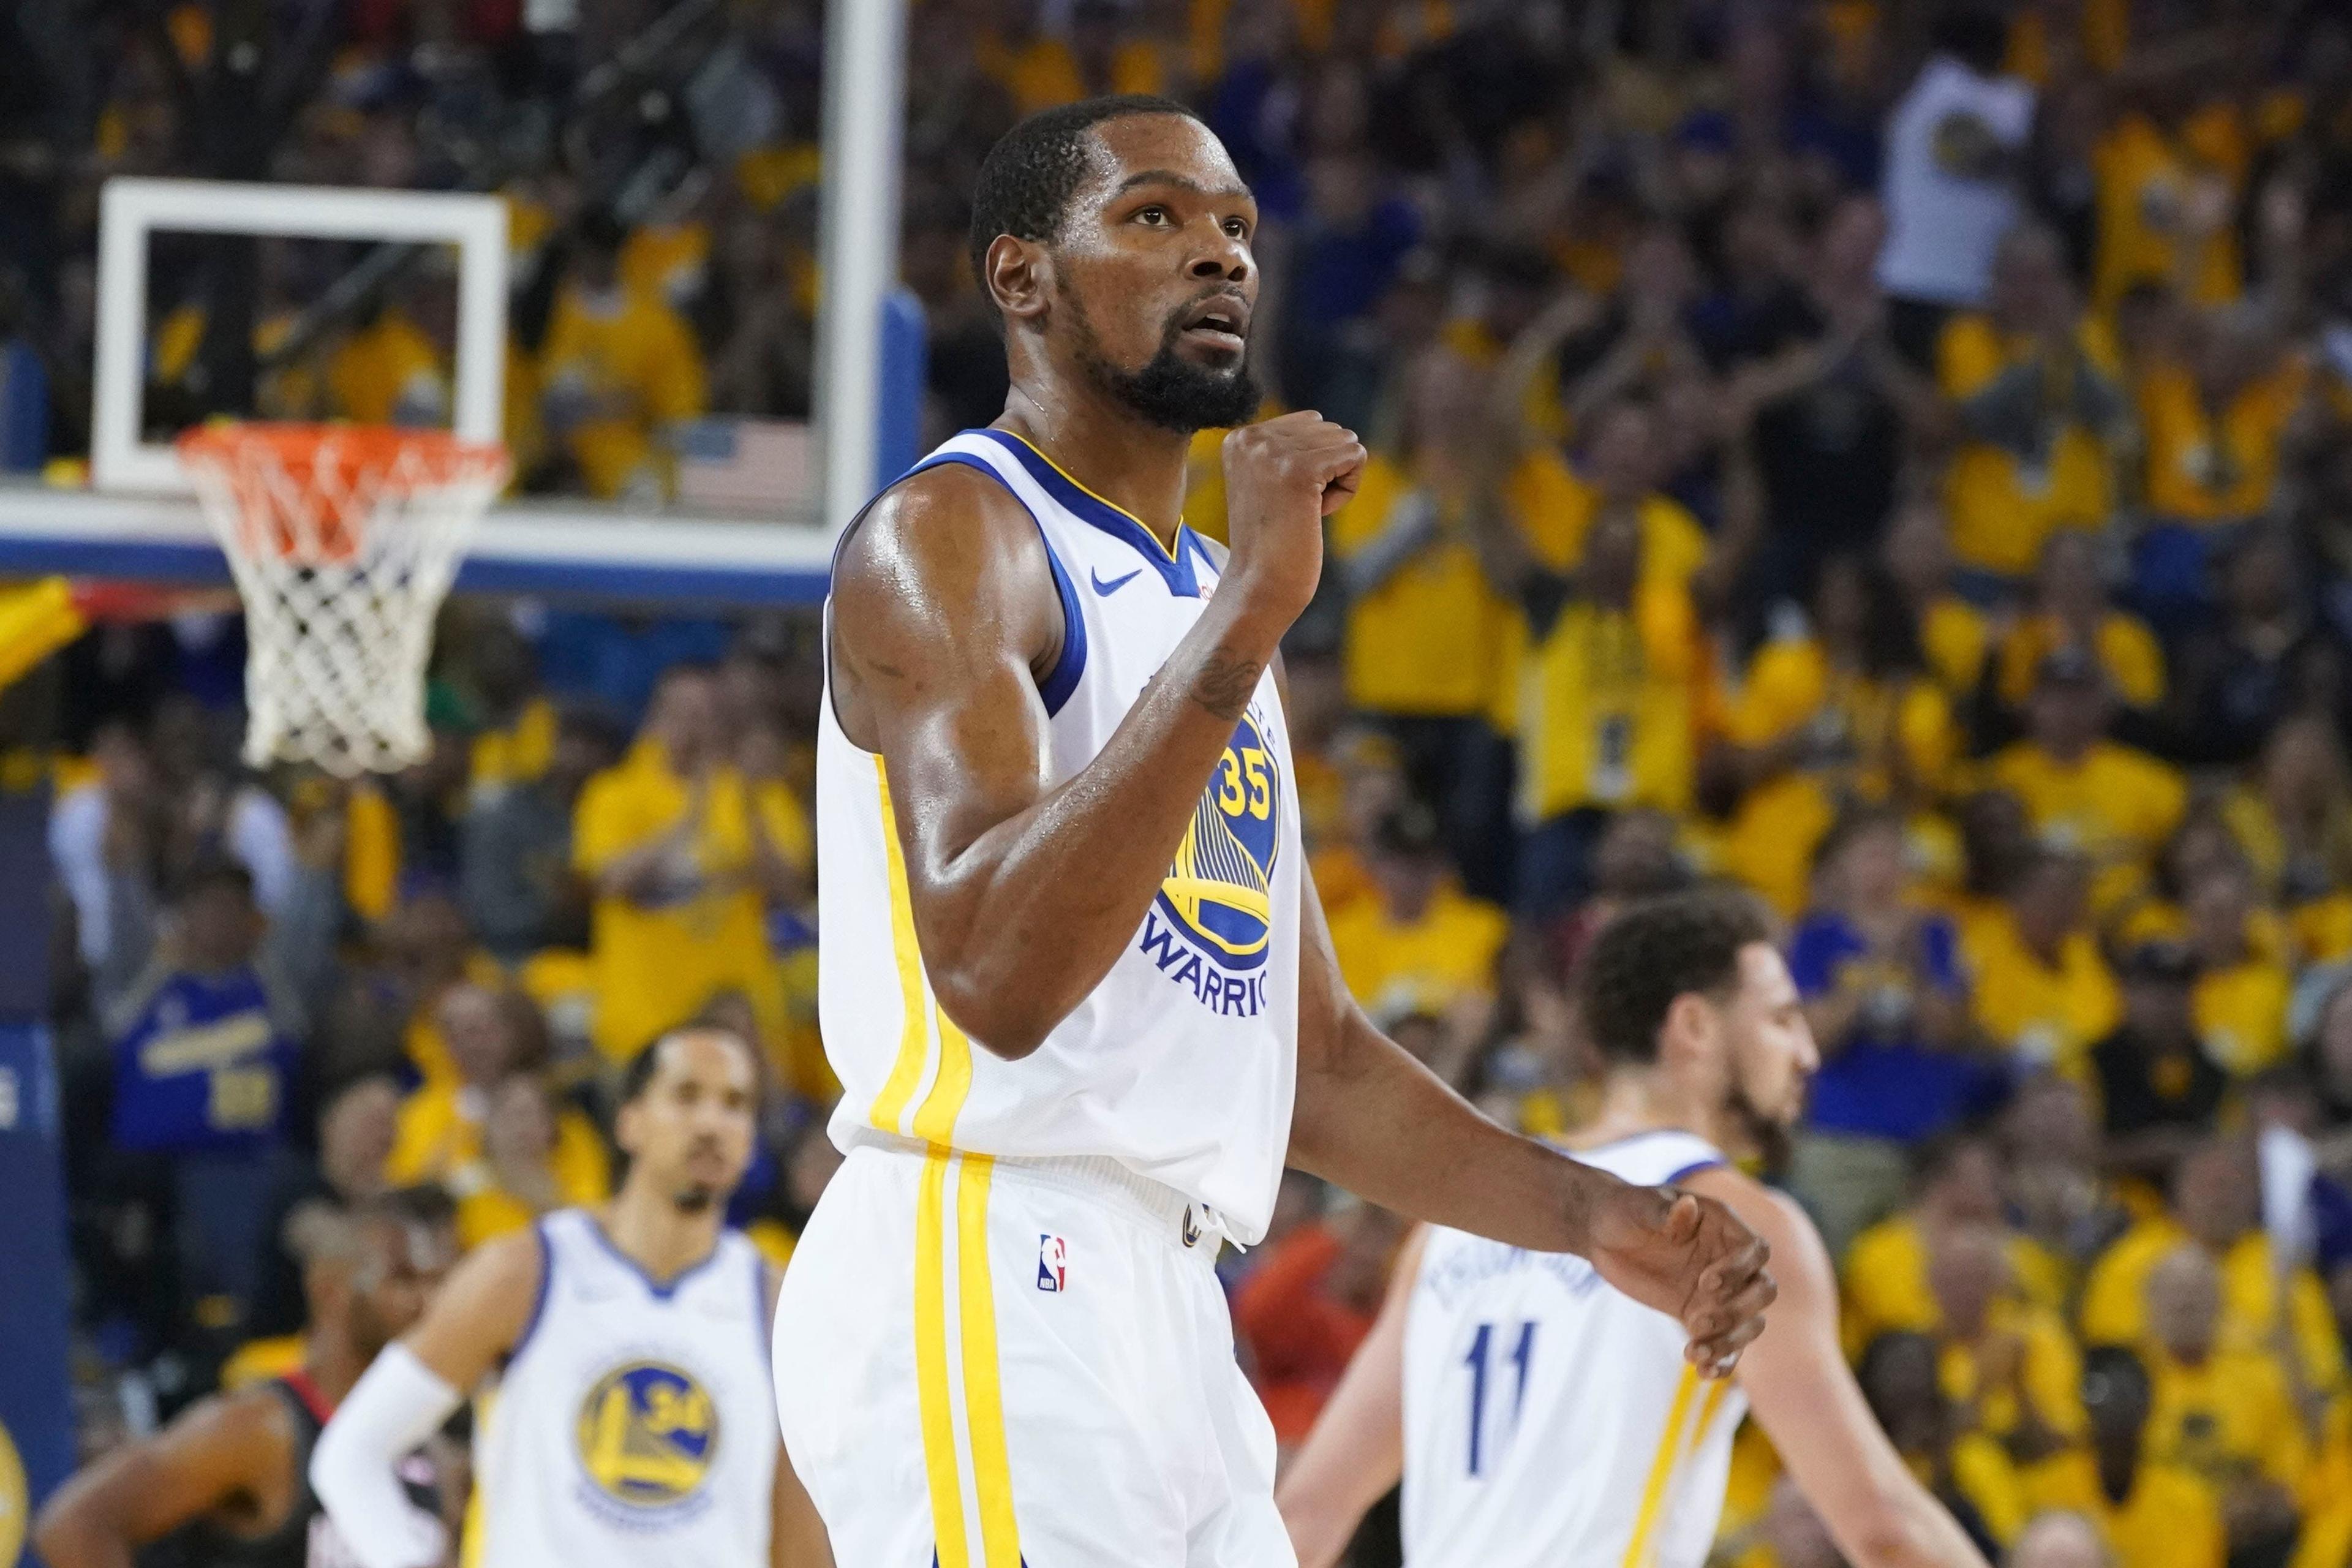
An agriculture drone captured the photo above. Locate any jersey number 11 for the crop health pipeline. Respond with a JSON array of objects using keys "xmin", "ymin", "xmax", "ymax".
[{"xmin": 1463, "ymin": 1319, "xmax": 1538, "ymax": 1476}]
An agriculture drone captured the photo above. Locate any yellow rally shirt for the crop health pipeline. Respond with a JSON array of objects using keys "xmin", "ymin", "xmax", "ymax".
[{"xmin": 572, "ymin": 744, "xmax": 812, "ymax": 1059}]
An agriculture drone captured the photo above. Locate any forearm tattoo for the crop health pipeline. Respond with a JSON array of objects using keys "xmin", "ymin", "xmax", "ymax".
[{"xmin": 1187, "ymin": 649, "xmax": 1265, "ymax": 722}]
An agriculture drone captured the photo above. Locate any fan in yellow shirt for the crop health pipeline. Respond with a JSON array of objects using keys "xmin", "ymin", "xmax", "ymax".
[
  {"xmin": 1959, "ymin": 847, "xmax": 2122, "ymax": 1080},
  {"xmin": 1937, "ymin": 227, "xmax": 2124, "ymax": 581},
  {"xmin": 2138, "ymin": 1244, "xmax": 2310, "ymax": 1559},
  {"xmin": 1720, "ymin": 554, "xmax": 1960, "ymax": 915},
  {"xmin": 2002, "ymin": 0, "xmax": 2127, "ymax": 83},
  {"xmin": 2022, "ymin": 1346, "xmax": 2226, "ymax": 1568},
  {"xmin": 448, "ymin": 1072, "xmax": 612, "ymax": 1251},
  {"xmin": 1501, "ymin": 404, "xmax": 1711, "ymax": 594},
  {"xmin": 2295, "ymin": 1398, "xmax": 2352, "ymax": 1568},
  {"xmin": 1924, "ymin": 1224, "xmax": 2089, "ymax": 1464},
  {"xmin": 1324, "ymin": 804, "xmax": 1508, "ymax": 1084},
  {"xmin": 2180, "ymin": 860, "xmax": 2291, "ymax": 1076},
  {"xmin": 1984, "ymin": 649, "xmax": 2187, "ymax": 916},
  {"xmin": 326, "ymin": 303, "xmax": 451, "ymax": 428},
  {"xmin": 573, "ymin": 666, "xmax": 810, "ymax": 1061},
  {"xmin": 2136, "ymin": 311, "xmax": 2309, "ymax": 526},
  {"xmin": 1881, "ymin": 501, "xmax": 1991, "ymax": 702},
  {"xmin": 2225, "ymin": 715, "xmax": 2352, "ymax": 925},
  {"xmin": 384, "ymin": 984, "xmax": 609, "ymax": 1227},
  {"xmin": 620, "ymin": 217, "xmax": 711, "ymax": 315},
  {"xmin": 1843, "ymin": 1136, "xmax": 2070, "ymax": 1359},
  {"xmin": 2091, "ymin": 103, "xmax": 2248, "ymax": 312},
  {"xmin": 536, "ymin": 214, "xmax": 709, "ymax": 500},
  {"xmin": 2078, "ymin": 1139, "xmax": 2345, "ymax": 1399},
  {"xmin": 1485, "ymin": 502, "xmax": 1703, "ymax": 916},
  {"xmin": 1994, "ymin": 532, "xmax": 2165, "ymax": 712},
  {"xmin": 460, "ymin": 617, "xmax": 557, "ymax": 804},
  {"xmin": 981, "ymin": 0, "xmax": 1171, "ymax": 114},
  {"xmin": 1325, "ymin": 350, "xmax": 1512, "ymax": 723},
  {"xmin": 1856, "ymin": 1329, "xmax": 2032, "ymax": 1550}
]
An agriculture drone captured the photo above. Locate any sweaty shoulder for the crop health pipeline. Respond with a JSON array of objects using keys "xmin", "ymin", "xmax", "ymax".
[{"xmin": 829, "ymin": 460, "xmax": 1064, "ymax": 750}]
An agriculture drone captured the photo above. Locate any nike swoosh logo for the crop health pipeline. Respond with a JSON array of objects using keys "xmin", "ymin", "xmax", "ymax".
[{"xmin": 1091, "ymin": 567, "xmax": 1143, "ymax": 596}]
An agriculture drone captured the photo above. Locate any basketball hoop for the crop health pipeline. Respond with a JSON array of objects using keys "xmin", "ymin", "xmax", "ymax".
[{"xmin": 177, "ymin": 423, "xmax": 510, "ymax": 777}]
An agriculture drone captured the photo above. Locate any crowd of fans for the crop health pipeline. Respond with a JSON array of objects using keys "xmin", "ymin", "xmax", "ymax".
[{"xmin": 14, "ymin": 0, "xmax": 2352, "ymax": 1566}]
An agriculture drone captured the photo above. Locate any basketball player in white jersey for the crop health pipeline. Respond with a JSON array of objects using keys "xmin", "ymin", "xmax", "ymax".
[
  {"xmin": 777, "ymin": 94, "xmax": 1774, "ymax": 1568},
  {"xmin": 1276, "ymin": 891, "xmax": 1992, "ymax": 1568},
  {"xmin": 309, "ymin": 1027, "xmax": 831, "ymax": 1568}
]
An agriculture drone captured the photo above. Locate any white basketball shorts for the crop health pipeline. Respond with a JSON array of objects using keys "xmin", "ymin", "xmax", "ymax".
[{"xmin": 772, "ymin": 1136, "xmax": 1294, "ymax": 1568}]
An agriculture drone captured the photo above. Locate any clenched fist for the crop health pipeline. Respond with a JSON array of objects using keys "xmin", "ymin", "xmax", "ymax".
[{"xmin": 1219, "ymin": 412, "xmax": 1366, "ymax": 628}]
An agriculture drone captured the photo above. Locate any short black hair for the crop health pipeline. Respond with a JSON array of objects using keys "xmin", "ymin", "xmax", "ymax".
[
  {"xmin": 1809, "ymin": 801, "xmax": 1906, "ymax": 876},
  {"xmin": 618, "ymin": 1025, "xmax": 755, "ymax": 1107},
  {"xmin": 354, "ymin": 1183, "xmax": 458, "ymax": 1234},
  {"xmin": 170, "ymin": 856, "xmax": 255, "ymax": 907},
  {"xmin": 967, "ymin": 94, "xmax": 1203, "ymax": 311},
  {"xmin": 1931, "ymin": 2, "xmax": 2010, "ymax": 75},
  {"xmin": 2081, "ymin": 1344, "xmax": 2150, "ymax": 1408},
  {"xmin": 1907, "ymin": 1128, "xmax": 1993, "ymax": 1191},
  {"xmin": 1371, "ymin": 801, "xmax": 1442, "ymax": 861},
  {"xmin": 1578, "ymin": 888, "xmax": 1776, "ymax": 1064}
]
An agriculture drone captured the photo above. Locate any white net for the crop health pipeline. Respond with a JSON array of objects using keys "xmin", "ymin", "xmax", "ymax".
[{"xmin": 178, "ymin": 424, "xmax": 510, "ymax": 777}]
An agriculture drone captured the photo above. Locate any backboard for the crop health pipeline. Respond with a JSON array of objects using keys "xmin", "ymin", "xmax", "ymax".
[
  {"xmin": 0, "ymin": 175, "xmax": 846, "ymax": 606},
  {"xmin": 92, "ymin": 179, "xmax": 508, "ymax": 494}
]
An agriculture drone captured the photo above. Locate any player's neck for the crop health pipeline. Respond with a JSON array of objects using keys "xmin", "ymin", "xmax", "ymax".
[
  {"xmin": 994, "ymin": 400, "xmax": 1192, "ymax": 549},
  {"xmin": 598, "ymin": 1185, "xmax": 724, "ymax": 1284},
  {"xmin": 1572, "ymin": 1069, "xmax": 1728, "ymax": 1153},
  {"xmin": 302, "ymin": 1329, "xmax": 368, "ymax": 1408}
]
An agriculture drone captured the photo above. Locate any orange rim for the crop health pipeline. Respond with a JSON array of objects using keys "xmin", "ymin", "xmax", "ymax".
[
  {"xmin": 175, "ymin": 421, "xmax": 508, "ymax": 489},
  {"xmin": 176, "ymin": 422, "xmax": 508, "ymax": 565}
]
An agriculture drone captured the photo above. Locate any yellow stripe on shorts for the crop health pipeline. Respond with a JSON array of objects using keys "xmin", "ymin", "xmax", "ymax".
[
  {"xmin": 867, "ymin": 761, "xmax": 933, "ymax": 1136},
  {"xmin": 956, "ymin": 1154, "xmax": 1022, "ymax": 1568},
  {"xmin": 1620, "ymin": 1363, "xmax": 1702, "ymax": 1568},
  {"xmin": 913, "ymin": 1147, "xmax": 970, "ymax": 1567},
  {"xmin": 913, "ymin": 1151, "xmax": 1022, "ymax": 1568}
]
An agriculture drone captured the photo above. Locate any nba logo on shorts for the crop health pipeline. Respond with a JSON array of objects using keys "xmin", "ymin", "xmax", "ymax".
[{"xmin": 1037, "ymin": 1234, "xmax": 1068, "ymax": 1293}]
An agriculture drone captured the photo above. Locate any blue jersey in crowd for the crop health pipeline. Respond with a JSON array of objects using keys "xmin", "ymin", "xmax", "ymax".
[
  {"xmin": 109, "ymin": 967, "xmax": 297, "ymax": 1155},
  {"xmin": 1787, "ymin": 910, "xmax": 2008, "ymax": 1142}
]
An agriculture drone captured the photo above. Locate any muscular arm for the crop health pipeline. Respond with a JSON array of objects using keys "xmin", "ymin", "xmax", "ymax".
[
  {"xmin": 1287, "ymin": 865, "xmax": 1772, "ymax": 1368},
  {"xmin": 1682, "ymin": 1167, "xmax": 1989, "ymax": 1568},
  {"xmin": 34, "ymin": 1391, "xmax": 292, "ymax": 1568},
  {"xmin": 400, "ymin": 1226, "xmax": 542, "ymax": 1390},
  {"xmin": 311, "ymin": 1231, "xmax": 542, "ymax": 1568},
  {"xmin": 831, "ymin": 417, "xmax": 1359, "ymax": 1058},
  {"xmin": 1275, "ymin": 1228, "xmax": 1423, "ymax": 1568}
]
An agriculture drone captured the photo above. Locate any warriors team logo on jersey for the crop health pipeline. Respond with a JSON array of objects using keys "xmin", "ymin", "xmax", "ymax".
[
  {"xmin": 1137, "ymin": 705, "xmax": 1282, "ymax": 1016},
  {"xmin": 575, "ymin": 1360, "xmax": 720, "ymax": 1520},
  {"xmin": 1038, "ymin": 1234, "xmax": 1068, "ymax": 1292}
]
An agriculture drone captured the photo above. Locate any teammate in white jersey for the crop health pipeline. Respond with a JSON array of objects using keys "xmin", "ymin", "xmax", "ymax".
[
  {"xmin": 778, "ymin": 93, "xmax": 1774, "ymax": 1568},
  {"xmin": 1278, "ymin": 891, "xmax": 1992, "ymax": 1568},
  {"xmin": 311, "ymin": 1027, "xmax": 830, "ymax": 1568}
]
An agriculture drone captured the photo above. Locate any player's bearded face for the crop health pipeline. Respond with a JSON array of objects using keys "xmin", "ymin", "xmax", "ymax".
[
  {"xmin": 672, "ymin": 1132, "xmax": 734, "ymax": 1212},
  {"xmin": 1063, "ymin": 272, "xmax": 1261, "ymax": 433},
  {"xmin": 1726, "ymin": 1073, "xmax": 1794, "ymax": 1174}
]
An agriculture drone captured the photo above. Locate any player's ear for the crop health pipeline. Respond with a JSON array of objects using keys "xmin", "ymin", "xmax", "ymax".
[
  {"xmin": 987, "ymin": 235, "xmax": 1053, "ymax": 327},
  {"xmin": 1659, "ymin": 991, "xmax": 1717, "ymax": 1072}
]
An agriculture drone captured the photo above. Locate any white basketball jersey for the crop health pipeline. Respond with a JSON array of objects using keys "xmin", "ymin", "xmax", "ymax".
[
  {"xmin": 470, "ymin": 1210, "xmax": 775, "ymax": 1568},
  {"xmin": 1401, "ymin": 1131, "xmax": 1747, "ymax": 1568},
  {"xmin": 815, "ymin": 428, "xmax": 1303, "ymax": 1243}
]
